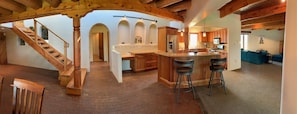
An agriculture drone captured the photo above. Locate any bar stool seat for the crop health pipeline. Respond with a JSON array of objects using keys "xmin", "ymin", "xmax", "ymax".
[
  {"xmin": 208, "ymin": 58, "xmax": 227, "ymax": 96},
  {"xmin": 174, "ymin": 59, "xmax": 196, "ymax": 103}
]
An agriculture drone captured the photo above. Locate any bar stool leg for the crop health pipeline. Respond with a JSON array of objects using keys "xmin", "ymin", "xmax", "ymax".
[
  {"xmin": 220, "ymin": 72, "xmax": 227, "ymax": 94},
  {"xmin": 174, "ymin": 74, "xmax": 181, "ymax": 93},
  {"xmin": 208, "ymin": 71, "xmax": 214, "ymax": 88},
  {"xmin": 208, "ymin": 71, "xmax": 214, "ymax": 96},
  {"xmin": 176, "ymin": 74, "xmax": 183, "ymax": 103},
  {"xmin": 187, "ymin": 75, "xmax": 197, "ymax": 99}
]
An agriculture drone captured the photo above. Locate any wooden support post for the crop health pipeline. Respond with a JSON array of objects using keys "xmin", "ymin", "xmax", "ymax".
[
  {"xmin": 73, "ymin": 17, "xmax": 81, "ymax": 88},
  {"xmin": 184, "ymin": 27, "xmax": 189, "ymax": 51},
  {"xmin": 34, "ymin": 20, "xmax": 37, "ymax": 43}
]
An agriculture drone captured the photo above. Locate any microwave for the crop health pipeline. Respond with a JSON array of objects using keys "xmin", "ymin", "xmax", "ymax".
[{"xmin": 213, "ymin": 38, "xmax": 220, "ymax": 44}]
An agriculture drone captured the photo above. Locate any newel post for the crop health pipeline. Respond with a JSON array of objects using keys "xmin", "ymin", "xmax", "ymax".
[{"xmin": 73, "ymin": 16, "xmax": 81, "ymax": 88}]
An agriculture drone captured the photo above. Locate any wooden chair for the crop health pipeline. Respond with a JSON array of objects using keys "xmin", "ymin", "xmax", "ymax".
[
  {"xmin": 0, "ymin": 76, "xmax": 3, "ymax": 101},
  {"xmin": 12, "ymin": 78, "xmax": 45, "ymax": 114}
]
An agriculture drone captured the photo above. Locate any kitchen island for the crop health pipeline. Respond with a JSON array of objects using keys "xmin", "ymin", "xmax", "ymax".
[{"xmin": 156, "ymin": 51, "xmax": 221, "ymax": 88}]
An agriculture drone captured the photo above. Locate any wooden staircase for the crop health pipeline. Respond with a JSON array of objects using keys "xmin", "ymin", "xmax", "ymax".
[{"xmin": 11, "ymin": 22, "xmax": 74, "ymax": 87}]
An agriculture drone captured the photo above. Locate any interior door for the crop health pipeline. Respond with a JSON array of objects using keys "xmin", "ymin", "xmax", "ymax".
[{"xmin": 98, "ymin": 32, "xmax": 104, "ymax": 60}]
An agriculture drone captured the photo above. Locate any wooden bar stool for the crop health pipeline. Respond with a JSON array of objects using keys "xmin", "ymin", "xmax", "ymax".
[
  {"xmin": 174, "ymin": 59, "xmax": 196, "ymax": 103},
  {"xmin": 208, "ymin": 58, "xmax": 227, "ymax": 96}
]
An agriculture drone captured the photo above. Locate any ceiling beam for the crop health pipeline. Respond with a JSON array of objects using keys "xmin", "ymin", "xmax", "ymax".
[
  {"xmin": 241, "ymin": 2, "xmax": 286, "ymax": 21},
  {"xmin": 178, "ymin": 10, "xmax": 187, "ymax": 18},
  {"xmin": 219, "ymin": 0, "xmax": 265, "ymax": 18},
  {"xmin": 140, "ymin": 0, "xmax": 155, "ymax": 4},
  {"xmin": 168, "ymin": 0, "xmax": 191, "ymax": 12},
  {"xmin": 0, "ymin": 0, "xmax": 183, "ymax": 23},
  {"xmin": 0, "ymin": 7, "xmax": 12, "ymax": 16},
  {"xmin": 241, "ymin": 13, "xmax": 285, "ymax": 26},
  {"xmin": 15, "ymin": 0, "xmax": 42, "ymax": 9},
  {"xmin": 241, "ymin": 20, "xmax": 285, "ymax": 30},
  {"xmin": 156, "ymin": 0, "xmax": 183, "ymax": 8},
  {"xmin": 0, "ymin": 0, "xmax": 26, "ymax": 13},
  {"xmin": 45, "ymin": 0, "xmax": 62, "ymax": 8}
]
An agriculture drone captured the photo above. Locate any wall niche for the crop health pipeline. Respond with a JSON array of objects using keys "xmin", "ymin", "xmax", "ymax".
[
  {"xmin": 134, "ymin": 22, "xmax": 145, "ymax": 44},
  {"xmin": 148, "ymin": 24, "xmax": 157, "ymax": 44},
  {"xmin": 118, "ymin": 20, "xmax": 130, "ymax": 44}
]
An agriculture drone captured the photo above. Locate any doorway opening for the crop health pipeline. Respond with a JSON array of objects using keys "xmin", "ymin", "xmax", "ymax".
[{"xmin": 89, "ymin": 24, "xmax": 109, "ymax": 62}]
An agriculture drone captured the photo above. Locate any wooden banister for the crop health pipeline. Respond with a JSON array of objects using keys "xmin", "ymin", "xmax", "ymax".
[{"xmin": 33, "ymin": 19, "xmax": 69, "ymax": 71}]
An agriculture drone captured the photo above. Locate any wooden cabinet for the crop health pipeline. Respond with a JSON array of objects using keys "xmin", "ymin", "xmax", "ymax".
[
  {"xmin": 220, "ymin": 28, "xmax": 228, "ymax": 44},
  {"xmin": 208, "ymin": 28, "xmax": 228, "ymax": 44},
  {"xmin": 158, "ymin": 27, "xmax": 178, "ymax": 52},
  {"xmin": 131, "ymin": 53, "xmax": 158, "ymax": 72},
  {"xmin": 199, "ymin": 32, "xmax": 208, "ymax": 42},
  {"xmin": 208, "ymin": 32, "xmax": 214, "ymax": 43}
]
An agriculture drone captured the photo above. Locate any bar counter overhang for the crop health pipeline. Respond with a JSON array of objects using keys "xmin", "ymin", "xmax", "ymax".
[{"xmin": 156, "ymin": 51, "xmax": 221, "ymax": 88}]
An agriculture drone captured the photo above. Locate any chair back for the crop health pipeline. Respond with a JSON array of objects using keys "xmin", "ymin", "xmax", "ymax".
[
  {"xmin": 210, "ymin": 58, "xmax": 227, "ymax": 72},
  {"xmin": 12, "ymin": 78, "xmax": 45, "ymax": 114},
  {"xmin": 174, "ymin": 59, "xmax": 194, "ymax": 75},
  {"xmin": 0, "ymin": 76, "xmax": 3, "ymax": 101}
]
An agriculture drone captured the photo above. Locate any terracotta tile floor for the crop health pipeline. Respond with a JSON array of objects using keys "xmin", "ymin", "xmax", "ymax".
[{"xmin": 0, "ymin": 62, "xmax": 203, "ymax": 114}]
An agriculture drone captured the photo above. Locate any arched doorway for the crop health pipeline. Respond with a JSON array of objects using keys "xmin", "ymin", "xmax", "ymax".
[{"xmin": 89, "ymin": 24, "xmax": 109, "ymax": 62}]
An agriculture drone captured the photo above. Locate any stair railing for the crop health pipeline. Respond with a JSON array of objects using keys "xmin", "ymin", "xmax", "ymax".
[{"xmin": 33, "ymin": 19, "xmax": 69, "ymax": 71}]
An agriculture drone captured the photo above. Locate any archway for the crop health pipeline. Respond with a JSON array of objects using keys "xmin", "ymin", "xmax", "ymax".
[{"xmin": 89, "ymin": 24, "xmax": 109, "ymax": 62}]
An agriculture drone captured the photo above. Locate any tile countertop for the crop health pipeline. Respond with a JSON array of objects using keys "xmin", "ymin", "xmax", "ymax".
[
  {"xmin": 155, "ymin": 51, "xmax": 220, "ymax": 57},
  {"xmin": 129, "ymin": 50, "xmax": 158, "ymax": 54}
]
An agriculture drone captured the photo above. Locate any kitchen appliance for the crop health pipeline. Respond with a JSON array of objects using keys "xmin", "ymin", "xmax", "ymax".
[
  {"xmin": 217, "ymin": 44, "xmax": 224, "ymax": 50},
  {"xmin": 213, "ymin": 38, "xmax": 220, "ymax": 44},
  {"xmin": 167, "ymin": 35, "xmax": 177, "ymax": 52}
]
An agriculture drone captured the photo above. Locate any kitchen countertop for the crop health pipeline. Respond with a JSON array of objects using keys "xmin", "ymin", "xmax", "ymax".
[{"xmin": 155, "ymin": 51, "xmax": 220, "ymax": 57}]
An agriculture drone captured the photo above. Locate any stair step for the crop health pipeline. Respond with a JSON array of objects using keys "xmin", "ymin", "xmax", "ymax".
[
  {"xmin": 41, "ymin": 44, "xmax": 50, "ymax": 49},
  {"xmin": 52, "ymin": 52, "xmax": 60, "ymax": 57},
  {"xmin": 46, "ymin": 48, "xmax": 55, "ymax": 53},
  {"xmin": 59, "ymin": 66, "xmax": 74, "ymax": 86},
  {"xmin": 37, "ymin": 41, "xmax": 45, "ymax": 44},
  {"xmin": 57, "ymin": 56, "xmax": 64, "ymax": 61},
  {"xmin": 66, "ymin": 68, "xmax": 87, "ymax": 95}
]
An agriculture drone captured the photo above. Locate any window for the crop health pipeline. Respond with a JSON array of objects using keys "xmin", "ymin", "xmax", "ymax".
[
  {"xmin": 41, "ymin": 26, "xmax": 48, "ymax": 40},
  {"xmin": 189, "ymin": 33, "xmax": 198, "ymax": 49},
  {"xmin": 240, "ymin": 34, "xmax": 248, "ymax": 49},
  {"xmin": 19, "ymin": 37, "xmax": 25, "ymax": 46}
]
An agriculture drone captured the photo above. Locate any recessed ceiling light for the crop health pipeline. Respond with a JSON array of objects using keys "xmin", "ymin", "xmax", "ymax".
[{"xmin": 281, "ymin": 0, "xmax": 286, "ymax": 2}]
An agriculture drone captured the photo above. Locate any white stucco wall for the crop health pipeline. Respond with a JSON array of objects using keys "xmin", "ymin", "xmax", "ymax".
[
  {"xmin": 6, "ymin": 10, "xmax": 180, "ymax": 72},
  {"xmin": 6, "ymin": 30, "xmax": 57, "ymax": 70},
  {"xmin": 280, "ymin": 0, "xmax": 297, "ymax": 113},
  {"xmin": 245, "ymin": 30, "xmax": 284, "ymax": 55}
]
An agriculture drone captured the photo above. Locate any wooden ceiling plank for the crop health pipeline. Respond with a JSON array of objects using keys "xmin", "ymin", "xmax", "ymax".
[
  {"xmin": 15, "ymin": 0, "xmax": 42, "ymax": 9},
  {"xmin": 168, "ymin": 0, "xmax": 191, "ymax": 12},
  {"xmin": 0, "ymin": 0, "xmax": 26, "ymax": 13},
  {"xmin": 178, "ymin": 10, "xmax": 187, "ymax": 17},
  {"xmin": 45, "ymin": 0, "xmax": 62, "ymax": 8},
  {"xmin": 241, "ymin": 13, "xmax": 285, "ymax": 26},
  {"xmin": 0, "ymin": 0, "xmax": 183, "ymax": 23},
  {"xmin": 219, "ymin": 0, "xmax": 265, "ymax": 18},
  {"xmin": 156, "ymin": 0, "xmax": 183, "ymax": 8},
  {"xmin": 241, "ymin": 2, "xmax": 286, "ymax": 21},
  {"xmin": 0, "ymin": 7, "xmax": 12, "ymax": 16}
]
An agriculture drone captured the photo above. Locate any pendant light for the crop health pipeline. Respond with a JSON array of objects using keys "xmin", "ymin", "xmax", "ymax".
[{"xmin": 202, "ymin": 20, "xmax": 206, "ymax": 37}]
